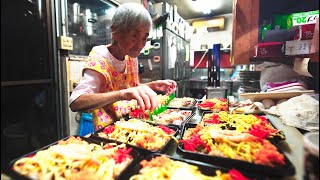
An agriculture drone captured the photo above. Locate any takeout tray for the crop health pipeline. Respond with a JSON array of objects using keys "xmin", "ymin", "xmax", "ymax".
[
  {"xmin": 176, "ymin": 124, "xmax": 295, "ymax": 178},
  {"xmin": 197, "ymin": 100, "xmax": 229, "ymax": 113},
  {"xmin": 90, "ymin": 122, "xmax": 179, "ymax": 154},
  {"xmin": 125, "ymin": 109, "xmax": 195, "ymax": 129},
  {"xmin": 190, "ymin": 111, "xmax": 286, "ymax": 141},
  {"xmin": 167, "ymin": 98, "xmax": 197, "ymax": 110},
  {"xmin": 147, "ymin": 110, "xmax": 195, "ymax": 129},
  {"xmin": 119, "ymin": 153, "xmax": 266, "ymax": 180},
  {"xmin": 7, "ymin": 135, "xmax": 140, "ymax": 180}
]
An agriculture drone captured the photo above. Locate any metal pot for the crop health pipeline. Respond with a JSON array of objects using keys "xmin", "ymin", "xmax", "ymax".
[{"xmin": 205, "ymin": 86, "xmax": 228, "ymax": 99}]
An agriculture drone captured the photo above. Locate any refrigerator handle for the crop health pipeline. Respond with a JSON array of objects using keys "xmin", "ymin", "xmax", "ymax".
[
  {"xmin": 174, "ymin": 59, "xmax": 179, "ymax": 80},
  {"xmin": 183, "ymin": 61, "xmax": 186, "ymax": 78}
]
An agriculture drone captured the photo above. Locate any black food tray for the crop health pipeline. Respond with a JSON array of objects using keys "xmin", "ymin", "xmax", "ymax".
[
  {"xmin": 148, "ymin": 110, "xmax": 195, "ymax": 129},
  {"xmin": 188, "ymin": 111, "xmax": 286, "ymax": 141},
  {"xmin": 167, "ymin": 98, "xmax": 197, "ymax": 110},
  {"xmin": 123, "ymin": 110, "xmax": 195, "ymax": 129},
  {"xmin": 119, "ymin": 153, "xmax": 266, "ymax": 180},
  {"xmin": 90, "ymin": 122, "xmax": 179, "ymax": 154},
  {"xmin": 177, "ymin": 124, "xmax": 295, "ymax": 178},
  {"xmin": 7, "ymin": 135, "xmax": 140, "ymax": 180}
]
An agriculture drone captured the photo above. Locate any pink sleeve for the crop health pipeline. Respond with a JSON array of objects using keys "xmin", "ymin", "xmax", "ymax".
[{"xmin": 69, "ymin": 69, "xmax": 105, "ymax": 105}]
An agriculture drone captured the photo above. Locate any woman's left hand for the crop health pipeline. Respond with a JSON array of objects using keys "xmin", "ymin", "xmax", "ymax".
[{"xmin": 147, "ymin": 80, "xmax": 177, "ymax": 95}]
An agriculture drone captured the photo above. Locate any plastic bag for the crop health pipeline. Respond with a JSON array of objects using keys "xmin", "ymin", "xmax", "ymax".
[{"xmin": 266, "ymin": 94, "xmax": 319, "ymax": 131}]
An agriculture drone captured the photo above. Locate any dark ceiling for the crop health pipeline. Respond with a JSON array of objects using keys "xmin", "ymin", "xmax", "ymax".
[{"xmin": 152, "ymin": 0, "xmax": 233, "ymax": 20}]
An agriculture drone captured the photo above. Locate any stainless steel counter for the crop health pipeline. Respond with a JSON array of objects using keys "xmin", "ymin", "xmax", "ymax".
[{"xmin": 163, "ymin": 108, "xmax": 304, "ymax": 180}]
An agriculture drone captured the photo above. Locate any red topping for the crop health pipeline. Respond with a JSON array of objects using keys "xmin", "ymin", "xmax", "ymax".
[
  {"xmin": 103, "ymin": 125, "xmax": 115, "ymax": 134},
  {"xmin": 228, "ymin": 169, "xmax": 250, "ymax": 180},
  {"xmin": 179, "ymin": 134, "xmax": 211, "ymax": 153},
  {"xmin": 158, "ymin": 125, "xmax": 174, "ymax": 135},
  {"xmin": 114, "ymin": 147, "xmax": 132, "ymax": 163}
]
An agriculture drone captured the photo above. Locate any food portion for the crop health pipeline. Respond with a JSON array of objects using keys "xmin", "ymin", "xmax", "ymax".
[
  {"xmin": 151, "ymin": 109, "xmax": 192, "ymax": 125},
  {"xmin": 13, "ymin": 136, "xmax": 133, "ymax": 180},
  {"xmin": 198, "ymin": 98, "xmax": 229, "ymax": 112},
  {"xmin": 201, "ymin": 111, "xmax": 285, "ymax": 140},
  {"xmin": 167, "ymin": 97, "xmax": 196, "ymax": 108},
  {"xmin": 97, "ymin": 119, "xmax": 176, "ymax": 151},
  {"xmin": 129, "ymin": 108, "xmax": 192, "ymax": 126},
  {"xmin": 129, "ymin": 155, "xmax": 250, "ymax": 180},
  {"xmin": 180, "ymin": 124, "xmax": 286, "ymax": 167},
  {"xmin": 229, "ymin": 99, "xmax": 264, "ymax": 114}
]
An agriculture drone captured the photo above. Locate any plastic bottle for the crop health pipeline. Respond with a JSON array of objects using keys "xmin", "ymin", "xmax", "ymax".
[{"xmin": 261, "ymin": 20, "xmax": 271, "ymax": 40}]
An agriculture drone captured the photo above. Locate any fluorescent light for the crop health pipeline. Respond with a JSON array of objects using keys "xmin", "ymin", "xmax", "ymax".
[{"xmin": 192, "ymin": 0, "xmax": 223, "ymax": 14}]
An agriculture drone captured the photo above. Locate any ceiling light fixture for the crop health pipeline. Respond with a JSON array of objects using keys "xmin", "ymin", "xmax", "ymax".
[{"xmin": 192, "ymin": 0, "xmax": 222, "ymax": 14}]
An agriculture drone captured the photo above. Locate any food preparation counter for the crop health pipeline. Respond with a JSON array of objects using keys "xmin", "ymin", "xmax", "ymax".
[
  {"xmin": 163, "ymin": 107, "xmax": 304, "ymax": 180},
  {"xmin": 5, "ymin": 106, "xmax": 305, "ymax": 180}
]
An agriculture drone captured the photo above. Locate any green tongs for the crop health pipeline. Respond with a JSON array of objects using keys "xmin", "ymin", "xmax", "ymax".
[{"xmin": 149, "ymin": 93, "xmax": 175, "ymax": 121}]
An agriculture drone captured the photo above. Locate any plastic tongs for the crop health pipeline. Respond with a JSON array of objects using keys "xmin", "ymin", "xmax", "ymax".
[{"xmin": 149, "ymin": 93, "xmax": 175, "ymax": 121}]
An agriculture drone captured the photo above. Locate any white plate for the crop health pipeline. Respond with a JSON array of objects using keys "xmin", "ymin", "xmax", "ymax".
[{"xmin": 239, "ymin": 90, "xmax": 315, "ymax": 102}]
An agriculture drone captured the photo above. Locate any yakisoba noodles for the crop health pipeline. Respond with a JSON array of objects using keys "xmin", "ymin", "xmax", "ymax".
[
  {"xmin": 97, "ymin": 119, "xmax": 177, "ymax": 151},
  {"xmin": 129, "ymin": 155, "xmax": 250, "ymax": 180},
  {"xmin": 181, "ymin": 124, "xmax": 285, "ymax": 167},
  {"xmin": 201, "ymin": 111, "xmax": 284, "ymax": 139},
  {"xmin": 13, "ymin": 136, "xmax": 133, "ymax": 180}
]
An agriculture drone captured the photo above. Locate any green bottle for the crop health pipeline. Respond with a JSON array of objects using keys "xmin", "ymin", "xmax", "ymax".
[{"xmin": 261, "ymin": 20, "xmax": 271, "ymax": 40}]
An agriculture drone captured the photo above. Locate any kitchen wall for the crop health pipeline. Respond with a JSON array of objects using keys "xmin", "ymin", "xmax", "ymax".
[{"xmin": 188, "ymin": 13, "xmax": 233, "ymax": 50}]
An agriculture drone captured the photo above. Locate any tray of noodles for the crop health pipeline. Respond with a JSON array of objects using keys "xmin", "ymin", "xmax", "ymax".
[
  {"xmin": 9, "ymin": 136, "xmax": 140, "ymax": 180},
  {"xmin": 197, "ymin": 98, "xmax": 229, "ymax": 112},
  {"xmin": 191, "ymin": 111, "xmax": 286, "ymax": 141},
  {"xmin": 90, "ymin": 119, "xmax": 179, "ymax": 154},
  {"xmin": 122, "ymin": 153, "xmax": 267, "ymax": 180},
  {"xmin": 128, "ymin": 108, "xmax": 195, "ymax": 129},
  {"xmin": 176, "ymin": 124, "xmax": 295, "ymax": 177},
  {"xmin": 166, "ymin": 97, "xmax": 197, "ymax": 110}
]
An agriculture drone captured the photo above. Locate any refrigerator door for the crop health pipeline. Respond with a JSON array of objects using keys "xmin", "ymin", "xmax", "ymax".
[
  {"xmin": 137, "ymin": 39, "xmax": 163, "ymax": 83},
  {"xmin": 163, "ymin": 29, "xmax": 176, "ymax": 80},
  {"xmin": 176, "ymin": 36, "xmax": 186, "ymax": 80},
  {"xmin": 184, "ymin": 39, "xmax": 192, "ymax": 79},
  {"xmin": 175, "ymin": 79, "xmax": 190, "ymax": 97},
  {"xmin": 176, "ymin": 80, "xmax": 185, "ymax": 98}
]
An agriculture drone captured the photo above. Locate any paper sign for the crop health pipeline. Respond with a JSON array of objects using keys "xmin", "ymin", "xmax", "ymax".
[
  {"xmin": 293, "ymin": 58, "xmax": 313, "ymax": 77},
  {"xmin": 189, "ymin": 49, "xmax": 194, "ymax": 66},
  {"xmin": 186, "ymin": 44, "xmax": 190, "ymax": 62}
]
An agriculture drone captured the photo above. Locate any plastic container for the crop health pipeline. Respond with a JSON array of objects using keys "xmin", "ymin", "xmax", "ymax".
[
  {"xmin": 78, "ymin": 113, "xmax": 94, "ymax": 136},
  {"xmin": 9, "ymin": 136, "xmax": 140, "ymax": 180},
  {"xmin": 177, "ymin": 125, "xmax": 295, "ymax": 177}
]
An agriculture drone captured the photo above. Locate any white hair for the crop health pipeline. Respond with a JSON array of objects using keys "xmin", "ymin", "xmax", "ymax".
[{"xmin": 111, "ymin": 3, "xmax": 152, "ymax": 33}]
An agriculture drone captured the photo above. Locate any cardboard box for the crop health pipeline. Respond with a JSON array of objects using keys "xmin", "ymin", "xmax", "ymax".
[
  {"xmin": 285, "ymin": 40, "xmax": 312, "ymax": 55},
  {"xmin": 254, "ymin": 42, "xmax": 285, "ymax": 58},
  {"xmin": 294, "ymin": 24, "xmax": 315, "ymax": 40},
  {"xmin": 272, "ymin": 14, "xmax": 291, "ymax": 30},
  {"xmin": 263, "ymin": 28, "xmax": 296, "ymax": 42},
  {"xmin": 288, "ymin": 10, "xmax": 319, "ymax": 28}
]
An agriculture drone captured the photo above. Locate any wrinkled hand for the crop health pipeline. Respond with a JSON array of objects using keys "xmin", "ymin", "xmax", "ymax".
[
  {"xmin": 120, "ymin": 85, "xmax": 158, "ymax": 111},
  {"xmin": 148, "ymin": 80, "xmax": 177, "ymax": 95}
]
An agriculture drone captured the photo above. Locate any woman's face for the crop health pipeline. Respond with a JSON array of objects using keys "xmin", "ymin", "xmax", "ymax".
[{"xmin": 114, "ymin": 24, "xmax": 150, "ymax": 58}]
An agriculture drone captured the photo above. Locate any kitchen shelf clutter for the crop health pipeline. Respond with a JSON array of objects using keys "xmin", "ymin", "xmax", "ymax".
[
  {"xmin": 253, "ymin": 10, "xmax": 318, "ymax": 62},
  {"xmin": 231, "ymin": 0, "xmax": 319, "ymax": 65}
]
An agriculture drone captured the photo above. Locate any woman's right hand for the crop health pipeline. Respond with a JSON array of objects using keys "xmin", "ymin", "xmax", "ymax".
[{"xmin": 119, "ymin": 85, "xmax": 159, "ymax": 111}]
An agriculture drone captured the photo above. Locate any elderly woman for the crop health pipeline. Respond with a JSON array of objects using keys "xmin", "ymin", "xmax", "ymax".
[{"xmin": 69, "ymin": 3, "xmax": 176, "ymax": 130}]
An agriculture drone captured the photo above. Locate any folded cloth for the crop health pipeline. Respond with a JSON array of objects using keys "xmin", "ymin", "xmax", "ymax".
[
  {"xmin": 267, "ymin": 82, "xmax": 306, "ymax": 92},
  {"xmin": 267, "ymin": 80, "xmax": 297, "ymax": 88}
]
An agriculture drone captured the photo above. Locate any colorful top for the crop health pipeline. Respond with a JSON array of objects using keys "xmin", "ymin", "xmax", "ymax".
[{"xmin": 70, "ymin": 45, "xmax": 139, "ymax": 130}]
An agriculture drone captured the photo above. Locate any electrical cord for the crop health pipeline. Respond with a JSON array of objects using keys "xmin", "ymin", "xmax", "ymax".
[{"xmin": 192, "ymin": 49, "xmax": 209, "ymax": 72}]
